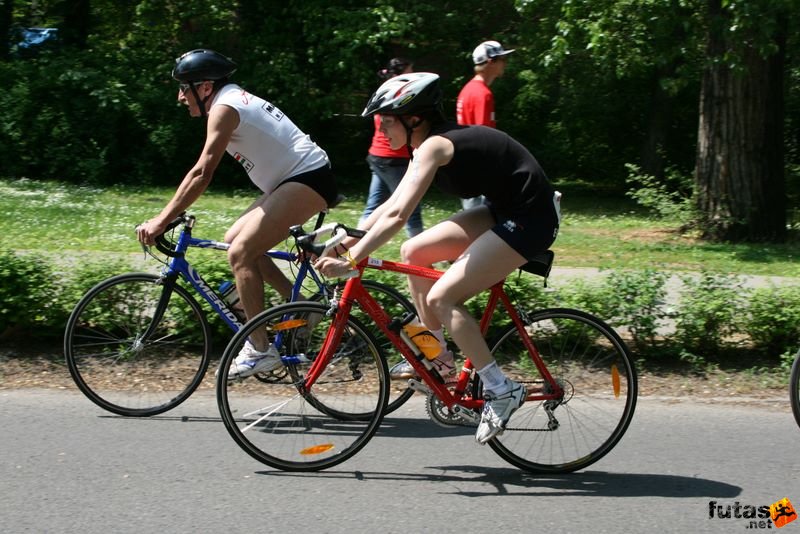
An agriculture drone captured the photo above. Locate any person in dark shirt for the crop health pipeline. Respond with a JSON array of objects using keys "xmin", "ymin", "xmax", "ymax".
[{"xmin": 315, "ymin": 73, "xmax": 561, "ymax": 444}]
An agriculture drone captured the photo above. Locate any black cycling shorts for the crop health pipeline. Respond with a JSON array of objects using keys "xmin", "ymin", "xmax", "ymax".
[
  {"xmin": 488, "ymin": 192, "xmax": 561, "ymax": 261},
  {"xmin": 275, "ymin": 164, "xmax": 339, "ymax": 208}
]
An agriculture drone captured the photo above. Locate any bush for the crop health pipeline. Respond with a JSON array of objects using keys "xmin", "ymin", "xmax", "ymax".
[
  {"xmin": 603, "ymin": 268, "xmax": 669, "ymax": 353},
  {"xmin": 743, "ymin": 285, "xmax": 800, "ymax": 358},
  {"xmin": 548, "ymin": 277, "xmax": 610, "ymax": 318},
  {"xmin": 4, "ymin": 245, "xmax": 800, "ymax": 373},
  {"xmin": 55, "ymin": 256, "xmax": 138, "ymax": 309},
  {"xmin": 0, "ymin": 249, "xmax": 58, "ymax": 336},
  {"xmin": 673, "ymin": 271, "xmax": 744, "ymax": 358},
  {"xmin": 625, "ymin": 163, "xmax": 694, "ymax": 225}
]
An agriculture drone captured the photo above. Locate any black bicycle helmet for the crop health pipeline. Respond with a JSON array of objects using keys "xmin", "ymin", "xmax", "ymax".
[
  {"xmin": 172, "ymin": 49, "xmax": 237, "ymax": 82},
  {"xmin": 362, "ymin": 72, "xmax": 441, "ymax": 117}
]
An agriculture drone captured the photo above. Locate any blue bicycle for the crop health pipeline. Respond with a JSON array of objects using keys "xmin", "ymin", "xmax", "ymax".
[{"xmin": 64, "ymin": 209, "xmax": 415, "ymax": 417}]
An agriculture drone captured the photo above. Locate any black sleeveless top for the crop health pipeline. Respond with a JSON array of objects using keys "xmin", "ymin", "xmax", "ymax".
[{"xmin": 429, "ymin": 122, "xmax": 551, "ymax": 211}]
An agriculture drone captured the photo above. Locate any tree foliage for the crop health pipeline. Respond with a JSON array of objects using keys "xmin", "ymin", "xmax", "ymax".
[{"xmin": 0, "ymin": 0, "xmax": 798, "ymax": 240}]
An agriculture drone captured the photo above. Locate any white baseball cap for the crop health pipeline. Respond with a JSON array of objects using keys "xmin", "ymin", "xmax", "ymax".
[{"xmin": 472, "ymin": 40, "xmax": 515, "ymax": 65}]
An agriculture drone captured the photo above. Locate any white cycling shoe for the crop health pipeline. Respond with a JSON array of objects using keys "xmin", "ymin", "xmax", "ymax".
[
  {"xmin": 218, "ymin": 341, "xmax": 282, "ymax": 379},
  {"xmin": 475, "ymin": 379, "xmax": 527, "ymax": 444}
]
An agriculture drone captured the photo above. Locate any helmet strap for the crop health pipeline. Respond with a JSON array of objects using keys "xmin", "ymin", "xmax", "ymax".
[
  {"xmin": 399, "ymin": 116, "xmax": 423, "ymax": 159},
  {"xmin": 188, "ymin": 82, "xmax": 214, "ymax": 118}
]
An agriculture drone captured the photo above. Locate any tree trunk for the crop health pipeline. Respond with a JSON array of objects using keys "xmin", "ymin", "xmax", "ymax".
[
  {"xmin": 61, "ymin": 0, "xmax": 91, "ymax": 49},
  {"xmin": 0, "ymin": 0, "xmax": 13, "ymax": 60},
  {"xmin": 694, "ymin": 1, "xmax": 787, "ymax": 242},
  {"xmin": 640, "ymin": 73, "xmax": 668, "ymax": 181}
]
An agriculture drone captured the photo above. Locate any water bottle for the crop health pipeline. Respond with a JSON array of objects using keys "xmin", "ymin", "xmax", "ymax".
[
  {"xmin": 402, "ymin": 319, "xmax": 442, "ymax": 361},
  {"xmin": 219, "ymin": 281, "xmax": 245, "ymax": 321}
]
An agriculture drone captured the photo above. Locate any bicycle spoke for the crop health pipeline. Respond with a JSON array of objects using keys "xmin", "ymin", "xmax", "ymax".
[
  {"xmin": 218, "ymin": 302, "xmax": 388, "ymax": 471},
  {"xmin": 65, "ymin": 274, "xmax": 210, "ymax": 417},
  {"xmin": 486, "ymin": 308, "xmax": 637, "ymax": 473}
]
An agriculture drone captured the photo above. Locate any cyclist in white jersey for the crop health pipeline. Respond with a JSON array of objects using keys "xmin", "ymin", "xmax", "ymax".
[{"xmin": 137, "ymin": 49, "xmax": 338, "ymax": 378}]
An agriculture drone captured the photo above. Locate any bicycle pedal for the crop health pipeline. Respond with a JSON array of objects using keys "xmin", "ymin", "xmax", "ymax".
[
  {"xmin": 451, "ymin": 404, "xmax": 481, "ymax": 425},
  {"xmin": 407, "ymin": 379, "xmax": 431, "ymax": 395}
]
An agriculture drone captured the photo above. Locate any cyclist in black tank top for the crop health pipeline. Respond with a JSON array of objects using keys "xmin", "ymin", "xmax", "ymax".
[
  {"xmin": 315, "ymin": 73, "xmax": 561, "ymax": 444},
  {"xmin": 428, "ymin": 122, "xmax": 550, "ymax": 211}
]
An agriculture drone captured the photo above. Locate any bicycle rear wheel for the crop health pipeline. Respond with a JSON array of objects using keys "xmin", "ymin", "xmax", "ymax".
[
  {"xmin": 790, "ymin": 347, "xmax": 800, "ymax": 428},
  {"xmin": 313, "ymin": 280, "xmax": 415, "ymax": 414},
  {"xmin": 217, "ymin": 302, "xmax": 388, "ymax": 471},
  {"xmin": 64, "ymin": 273, "xmax": 211, "ymax": 417},
  {"xmin": 485, "ymin": 308, "xmax": 637, "ymax": 473}
]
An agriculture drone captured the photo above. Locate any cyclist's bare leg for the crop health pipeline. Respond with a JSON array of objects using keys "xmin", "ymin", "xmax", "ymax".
[
  {"xmin": 225, "ymin": 204, "xmax": 294, "ymax": 301},
  {"xmin": 401, "ymin": 206, "xmax": 494, "ymax": 329},
  {"xmin": 403, "ymin": 207, "xmax": 527, "ymax": 370},
  {"xmin": 427, "ymin": 231, "xmax": 526, "ymax": 370},
  {"xmin": 226, "ymin": 183, "xmax": 326, "ymax": 350}
]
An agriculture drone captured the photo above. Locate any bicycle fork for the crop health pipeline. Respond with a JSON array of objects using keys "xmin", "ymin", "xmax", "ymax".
[{"xmin": 135, "ymin": 272, "xmax": 180, "ymax": 347}]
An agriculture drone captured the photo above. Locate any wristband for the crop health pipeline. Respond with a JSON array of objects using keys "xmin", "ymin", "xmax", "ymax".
[{"xmin": 343, "ymin": 250, "xmax": 357, "ymax": 269}]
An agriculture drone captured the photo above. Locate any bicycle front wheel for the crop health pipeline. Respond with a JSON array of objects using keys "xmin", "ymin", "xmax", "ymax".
[
  {"xmin": 790, "ymin": 347, "xmax": 800, "ymax": 428},
  {"xmin": 315, "ymin": 280, "xmax": 416, "ymax": 415},
  {"xmin": 217, "ymin": 302, "xmax": 388, "ymax": 471},
  {"xmin": 356, "ymin": 280, "xmax": 416, "ymax": 414},
  {"xmin": 485, "ymin": 308, "xmax": 637, "ymax": 473},
  {"xmin": 64, "ymin": 273, "xmax": 211, "ymax": 417}
]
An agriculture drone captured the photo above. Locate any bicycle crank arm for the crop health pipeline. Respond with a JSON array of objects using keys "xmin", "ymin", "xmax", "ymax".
[
  {"xmin": 407, "ymin": 379, "xmax": 431, "ymax": 395},
  {"xmin": 451, "ymin": 404, "xmax": 481, "ymax": 425}
]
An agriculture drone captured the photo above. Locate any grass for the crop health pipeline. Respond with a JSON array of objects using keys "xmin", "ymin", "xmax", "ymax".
[
  {"xmin": 1, "ymin": 177, "xmax": 797, "ymax": 394},
  {"xmin": 1, "ymin": 177, "xmax": 797, "ymax": 278}
]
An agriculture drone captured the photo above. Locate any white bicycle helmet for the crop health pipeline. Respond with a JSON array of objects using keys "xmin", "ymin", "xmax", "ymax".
[{"xmin": 362, "ymin": 72, "xmax": 442, "ymax": 117}]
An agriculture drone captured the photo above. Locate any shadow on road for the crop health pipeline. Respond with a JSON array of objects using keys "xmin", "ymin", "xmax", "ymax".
[
  {"xmin": 259, "ymin": 467, "xmax": 741, "ymax": 499},
  {"xmin": 250, "ymin": 418, "xmax": 740, "ymax": 499},
  {"xmin": 97, "ymin": 411, "xmax": 741, "ymax": 500}
]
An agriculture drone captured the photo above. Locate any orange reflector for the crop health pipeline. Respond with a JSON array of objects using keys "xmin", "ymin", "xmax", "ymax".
[
  {"xmin": 300, "ymin": 443, "xmax": 335, "ymax": 456},
  {"xmin": 271, "ymin": 319, "xmax": 308, "ymax": 332},
  {"xmin": 611, "ymin": 364, "xmax": 621, "ymax": 398}
]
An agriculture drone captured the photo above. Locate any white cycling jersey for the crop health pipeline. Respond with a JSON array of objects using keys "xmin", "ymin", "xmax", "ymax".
[{"xmin": 211, "ymin": 84, "xmax": 329, "ymax": 193}]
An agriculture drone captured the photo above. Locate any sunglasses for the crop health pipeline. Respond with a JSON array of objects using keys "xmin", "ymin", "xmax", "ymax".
[{"xmin": 178, "ymin": 82, "xmax": 208, "ymax": 93}]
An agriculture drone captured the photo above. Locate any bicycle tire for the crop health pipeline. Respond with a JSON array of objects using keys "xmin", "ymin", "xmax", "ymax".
[
  {"xmin": 217, "ymin": 302, "xmax": 388, "ymax": 471},
  {"xmin": 482, "ymin": 307, "xmax": 637, "ymax": 473},
  {"xmin": 790, "ymin": 347, "xmax": 800, "ymax": 428},
  {"xmin": 353, "ymin": 280, "xmax": 416, "ymax": 414},
  {"xmin": 64, "ymin": 273, "xmax": 212, "ymax": 417},
  {"xmin": 309, "ymin": 280, "xmax": 416, "ymax": 415}
]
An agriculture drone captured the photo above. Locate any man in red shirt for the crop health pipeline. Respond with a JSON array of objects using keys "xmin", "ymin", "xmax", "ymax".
[{"xmin": 456, "ymin": 40, "xmax": 515, "ymax": 209}]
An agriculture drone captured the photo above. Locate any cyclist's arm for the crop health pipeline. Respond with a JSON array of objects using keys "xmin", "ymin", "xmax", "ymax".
[
  {"xmin": 317, "ymin": 135, "xmax": 452, "ymax": 273},
  {"xmin": 138, "ymin": 105, "xmax": 238, "ymax": 244}
]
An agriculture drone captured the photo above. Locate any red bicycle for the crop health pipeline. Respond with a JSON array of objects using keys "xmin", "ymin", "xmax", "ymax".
[{"xmin": 216, "ymin": 223, "xmax": 638, "ymax": 472}]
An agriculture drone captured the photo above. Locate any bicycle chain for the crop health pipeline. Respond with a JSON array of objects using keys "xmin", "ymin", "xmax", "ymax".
[
  {"xmin": 424, "ymin": 377, "xmax": 560, "ymax": 432},
  {"xmin": 424, "ymin": 394, "xmax": 556, "ymax": 432}
]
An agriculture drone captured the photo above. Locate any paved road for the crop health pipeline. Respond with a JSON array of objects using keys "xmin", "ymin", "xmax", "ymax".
[{"xmin": 3, "ymin": 388, "xmax": 798, "ymax": 533}]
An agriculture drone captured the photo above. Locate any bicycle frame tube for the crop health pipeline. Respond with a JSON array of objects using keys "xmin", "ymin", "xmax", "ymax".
[
  {"xmin": 304, "ymin": 256, "xmax": 564, "ymax": 405},
  {"xmin": 161, "ymin": 228, "xmax": 328, "ymax": 333},
  {"xmin": 141, "ymin": 211, "xmax": 333, "ymax": 346},
  {"xmin": 185, "ymin": 236, "xmax": 326, "ymax": 306},
  {"xmin": 167, "ymin": 255, "xmax": 243, "ymax": 331}
]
